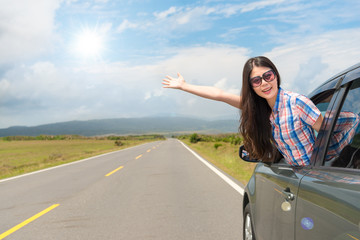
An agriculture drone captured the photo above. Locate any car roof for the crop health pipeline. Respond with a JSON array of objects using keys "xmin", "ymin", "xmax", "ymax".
[{"xmin": 308, "ymin": 62, "xmax": 360, "ymax": 98}]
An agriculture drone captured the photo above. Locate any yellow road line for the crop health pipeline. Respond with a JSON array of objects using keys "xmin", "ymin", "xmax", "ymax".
[
  {"xmin": 0, "ymin": 204, "xmax": 59, "ymax": 240},
  {"xmin": 348, "ymin": 234, "xmax": 359, "ymax": 240},
  {"xmin": 135, "ymin": 154, "xmax": 142, "ymax": 159},
  {"xmin": 147, "ymin": 149, "xmax": 151, "ymax": 153},
  {"xmin": 105, "ymin": 166, "xmax": 124, "ymax": 177}
]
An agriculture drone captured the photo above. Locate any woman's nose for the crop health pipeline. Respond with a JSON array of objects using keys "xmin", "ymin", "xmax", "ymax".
[{"xmin": 261, "ymin": 78, "xmax": 269, "ymax": 86}]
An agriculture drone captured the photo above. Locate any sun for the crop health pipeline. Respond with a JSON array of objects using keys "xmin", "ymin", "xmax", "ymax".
[{"xmin": 73, "ymin": 27, "xmax": 105, "ymax": 59}]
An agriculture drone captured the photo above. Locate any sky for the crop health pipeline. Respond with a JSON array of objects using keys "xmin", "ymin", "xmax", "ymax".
[{"xmin": 1, "ymin": 0, "xmax": 360, "ymax": 128}]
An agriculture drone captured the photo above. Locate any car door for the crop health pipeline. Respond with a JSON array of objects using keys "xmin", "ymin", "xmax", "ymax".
[
  {"xmin": 250, "ymin": 83, "xmax": 339, "ymax": 240},
  {"xmin": 252, "ymin": 161, "xmax": 310, "ymax": 240},
  {"xmin": 295, "ymin": 78, "xmax": 360, "ymax": 240}
]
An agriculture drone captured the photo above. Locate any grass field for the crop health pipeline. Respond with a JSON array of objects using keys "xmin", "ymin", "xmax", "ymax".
[
  {"xmin": 0, "ymin": 136, "xmax": 163, "ymax": 180},
  {"xmin": 180, "ymin": 136, "xmax": 256, "ymax": 185}
]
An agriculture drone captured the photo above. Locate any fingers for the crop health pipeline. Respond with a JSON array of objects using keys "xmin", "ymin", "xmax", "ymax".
[
  {"xmin": 162, "ymin": 82, "xmax": 174, "ymax": 88},
  {"xmin": 162, "ymin": 75, "xmax": 176, "ymax": 85},
  {"xmin": 162, "ymin": 78, "xmax": 172, "ymax": 88},
  {"xmin": 163, "ymin": 76, "xmax": 172, "ymax": 81},
  {"xmin": 162, "ymin": 78, "xmax": 171, "ymax": 85},
  {"xmin": 164, "ymin": 73, "xmax": 181, "ymax": 80},
  {"xmin": 162, "ymin": 73, "xmax": 182, "ymax": 89},
  {"xmin": 177, "ymin": 72, "xmax": 184, "ymax": 80}
]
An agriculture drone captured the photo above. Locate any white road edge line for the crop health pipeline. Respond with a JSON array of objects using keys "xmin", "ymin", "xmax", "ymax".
[
  {"xmin": 178, "ymin": 140, "xmax": 244, "ymax": 196},
  {"xmin": 0, "ymin": 143, "xmax": 150, "ymax": 183}
]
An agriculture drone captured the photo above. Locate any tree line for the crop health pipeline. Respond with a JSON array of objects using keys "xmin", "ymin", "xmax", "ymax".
[
  {"xmin": 177, "ymin": 133, "xmax": 242, "ymax": 145},
  {"xmin": 1, "ymin": 134, "xmax": 166, "ymax": 141}
]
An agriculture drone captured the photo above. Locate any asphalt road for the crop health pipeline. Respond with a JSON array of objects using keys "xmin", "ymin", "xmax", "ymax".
[{"xmin": 0, "ymin": 138, "xmax": 244, "ymax": 239}]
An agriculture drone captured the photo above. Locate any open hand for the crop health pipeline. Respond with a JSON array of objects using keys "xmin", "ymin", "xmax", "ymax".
[{"xmin": 162, "ymin": 73, "xmax": 185, "ymax": 89}]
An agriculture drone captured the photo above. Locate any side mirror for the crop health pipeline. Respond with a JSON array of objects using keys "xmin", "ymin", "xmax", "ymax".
[{"xmin": 239, "ymin": 145, "xmax": 260, "ymax": 162}]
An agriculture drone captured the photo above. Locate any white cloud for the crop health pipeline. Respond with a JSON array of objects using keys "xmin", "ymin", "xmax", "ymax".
[
  {"xmin": 30, "ymin": 62, "xmax": 57, "ymax": 75},
  {"xmin": 143, "ymin": 1, "xmax": 359, "ymax": 44},
  {"xmin": 153, "ymin": 6, "xmax": 215, "ymax": 32},
  {"xmin": 220, "ymin": 27, "xmax": 250, "ymax": 41},
  {"xmin": 98, "ymin": 22, "xmax": 112, "ymax": 34},
  {"xmin": 266, "ymin": 28, "xmax": 360, "ymax": 94},
  {"xmin": 146, "ymin": 1, "xmax": 289, "ymax": 35},
  {"xmin": 0, "ymin": 0, "xmax": 61, "ymax": 65},
  {"xmin": 117, "ymin": 19, "xmax": 138, "ymax": 33},
  {"xmin": 144, "ymin": 92, "xmax": 152, "ymax": 100},
  {"xmin": 0, "ymin": 62, "xmax": 64, "ymax": 103},
  {"xmin": 154, "ymin": 6, "xmax": 179, "ymax": 19},
  {"xmin": 240, "ymin": 0, "xmax": 286, "ymax": 13},
  {"xmin": 214, "ymin": 78, "xmax": 227, "ymax": 89},
  {"xmin": 215, "ymin": 0, "xmax": 286, "ymax": 17},
  {"xmin": 0, "ymin": 79, "xmax": 10, "ymax": 96},
  {"xmin": 65, "ymin": 0, "xmax": 78, "ymax": 5},
  {"xmin": 214, "ymin": 78, "xmax": 239, "ymax": 95},
  {"xmin": 177, "ymin": 14, "xmax": 190, "ymax": 25},
  {"xmin": 144, "ymin": 89, "xmax": 165, "ymax": 101}
]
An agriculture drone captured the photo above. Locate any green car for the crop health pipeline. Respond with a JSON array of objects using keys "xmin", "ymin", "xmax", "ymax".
[{"xmin": 240, "ymin": 63, "xmax": 360, "ymax": 240}]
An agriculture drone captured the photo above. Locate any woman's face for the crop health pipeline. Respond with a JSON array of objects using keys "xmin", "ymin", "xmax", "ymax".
[{"xmin": 250, "ymin": 66, "xmax": 279, "ymax": 107}]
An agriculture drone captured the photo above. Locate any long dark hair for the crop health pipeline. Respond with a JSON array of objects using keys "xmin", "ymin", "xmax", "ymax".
[{"xmin": 239, "ymin": 56, "xmax": 281, "ymax": 162}]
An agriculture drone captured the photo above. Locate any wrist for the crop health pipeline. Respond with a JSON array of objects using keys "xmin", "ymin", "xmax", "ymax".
[{"xmin": 179, "ymin": 82, "xmax": 187, "ymax": 90}]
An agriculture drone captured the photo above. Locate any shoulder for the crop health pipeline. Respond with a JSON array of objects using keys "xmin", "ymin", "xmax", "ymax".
[
  {"xmin": 281, "ymin": 89, "xmax": 304, "ymax": 106},
  {"xmin": 282, "ymin": 90, "xmax": 320, "ymax": 121},
  {"xmin": 283, "ymin": 89, "xmax": 312, "ymax": 106}
]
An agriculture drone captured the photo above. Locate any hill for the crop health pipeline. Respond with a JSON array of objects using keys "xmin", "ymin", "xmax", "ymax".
[{"xmin": 0, "ymin": 117, "xmax": 239, "ymax": 137}]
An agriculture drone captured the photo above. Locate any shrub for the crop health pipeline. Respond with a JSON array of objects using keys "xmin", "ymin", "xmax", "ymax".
[
  {"xmin": 190, "ymin": 133, "xmax": 201, "ymax": 143},
  {"xmin": 214, "ymin": 143, "xmax": 222, "ymax": 149},
  {"xmin": 114, "ymin": 140, "xmax": 124, "ymax": 146}
]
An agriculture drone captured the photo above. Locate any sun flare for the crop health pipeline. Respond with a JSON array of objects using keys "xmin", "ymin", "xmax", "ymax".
[{"xmin": 73, "ymin": 28, "xmax": 104, "ymax": 58}]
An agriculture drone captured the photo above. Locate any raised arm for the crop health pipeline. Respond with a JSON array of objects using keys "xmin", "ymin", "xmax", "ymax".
[{"xmin": 162, "ymin": 73, "xmax": 241, "ymax": 109}]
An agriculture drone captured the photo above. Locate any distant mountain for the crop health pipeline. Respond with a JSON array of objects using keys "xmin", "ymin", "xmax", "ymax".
[{"xmin": 0, "ymin": 117, "xmax": 239, "ymax": 137}]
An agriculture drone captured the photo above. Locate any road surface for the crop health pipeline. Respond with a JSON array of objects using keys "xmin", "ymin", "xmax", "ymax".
[{"xmin": 0, "ymin": 138, "xmax": 244, "ymax": 239}]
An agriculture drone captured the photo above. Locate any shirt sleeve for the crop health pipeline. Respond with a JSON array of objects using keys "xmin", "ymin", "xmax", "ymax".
[
  {"xmin": 326, "ymin": 112, "xmax": 360, "ymax": 159},
  {"xmin": 295, "ymin": 95, "xmax": 321, "ymax": 127}
]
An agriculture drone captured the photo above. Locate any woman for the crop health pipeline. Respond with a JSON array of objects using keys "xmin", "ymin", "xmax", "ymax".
[{"xmin": 162, "ymin": 56, "xmax": 323, "ymax": 166}]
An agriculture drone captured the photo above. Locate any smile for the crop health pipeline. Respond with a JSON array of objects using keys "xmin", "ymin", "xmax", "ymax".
[{"xmin": 262, "ymin": 87, "xmax": 272, "ymax": 93}]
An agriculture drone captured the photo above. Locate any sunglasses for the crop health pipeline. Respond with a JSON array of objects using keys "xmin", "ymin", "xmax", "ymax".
[{"xmin": 249, "ymin": 69, "xmax": 276, "ymax": 88}]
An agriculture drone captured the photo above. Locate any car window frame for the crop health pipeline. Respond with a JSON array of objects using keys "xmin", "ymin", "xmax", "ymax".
[
  {"xmin": 310, "ymin": 77, "xmax": 344, "ymax": 167},
  {"xmin": 312, "ymin": 80, "xmax": 360, "ymax": 172}
]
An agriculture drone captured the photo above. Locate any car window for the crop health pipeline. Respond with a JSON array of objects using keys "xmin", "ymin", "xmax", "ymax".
[
  {"xmin": 313, "ymin": 89, "xmax": 335, "ymax": 137},
  {"xmin": 314, "ymin": 90, "xmax": 334, "ymax": 115},
  {"xmin": 324, "ymin": 80, "xmax": 360, "ymax": 169}
]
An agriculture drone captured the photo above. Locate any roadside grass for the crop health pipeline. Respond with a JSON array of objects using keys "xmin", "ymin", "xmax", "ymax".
[
  {"xmin": 179, "ymin": 134, "xmax": 256, "ymax": 185},
  {"xmin": 0, "ymin": 135, "xmax": 164, "ymax": 180}
]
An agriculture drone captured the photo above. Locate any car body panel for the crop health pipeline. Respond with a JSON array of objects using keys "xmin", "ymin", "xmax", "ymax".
[
  {"xmin": 248, "ymin": 164, "xmax": 310, "ymax": 240},
  {"xmin": 296, "ymin": 168, "xmax": 360, "ymax": 240}
]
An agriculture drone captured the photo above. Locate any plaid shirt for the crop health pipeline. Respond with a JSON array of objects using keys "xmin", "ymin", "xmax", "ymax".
[
  {"xmin": 270, "ymin": 88, "xmax": 321, "ymax": 166},
  {"xmin": 327, "ymin": 111, "xmax": 360, "ymax": 160}
]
